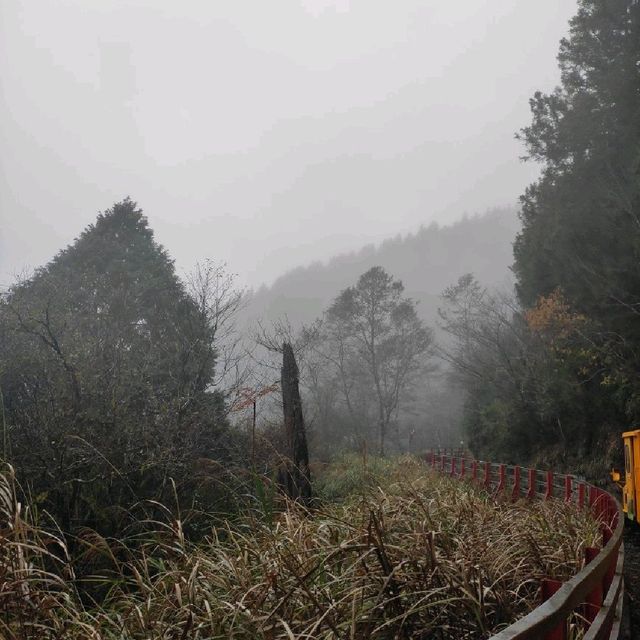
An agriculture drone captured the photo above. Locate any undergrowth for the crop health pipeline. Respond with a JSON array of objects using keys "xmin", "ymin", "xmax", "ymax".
[{"xmin": 0, "ymin": 455, "xmax": 601, "ymax": 639}]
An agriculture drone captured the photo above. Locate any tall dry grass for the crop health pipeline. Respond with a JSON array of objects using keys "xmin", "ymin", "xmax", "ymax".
[{"xmin": 0, "ymin": 456, "xmax": 600, "ymax": 639}]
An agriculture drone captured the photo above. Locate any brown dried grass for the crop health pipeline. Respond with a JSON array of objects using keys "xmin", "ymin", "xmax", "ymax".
[{"xmin": 0, "ymin": 456, "xmax": 600, "ymax": 639}]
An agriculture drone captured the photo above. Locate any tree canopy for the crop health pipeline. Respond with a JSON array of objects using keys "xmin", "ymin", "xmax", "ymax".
[
  {"xmin": 0, "ymin": 199, "xmax": 229, "ymax": 533},
  {"xmin": 515, "ymin": 1, "xmax": 640, "ymax": 320},
  {"xmin": 320, "ymin": 266, "xmax": 433, "ymax": 455},
  {"xmin": 442, "ymin": 1, "xmax": 640, "ymax": 471},
  {"xmin": 514, "ymin": 0, "xmax": 640, "ymax": 420}
]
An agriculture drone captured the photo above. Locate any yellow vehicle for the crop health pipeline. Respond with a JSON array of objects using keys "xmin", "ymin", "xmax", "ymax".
[{"xmin": 611, "ymin": 428, "xmax": 640, "ymax": 523}]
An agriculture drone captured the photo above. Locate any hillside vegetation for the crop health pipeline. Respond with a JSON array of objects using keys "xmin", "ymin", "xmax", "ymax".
[
  {"xmin": 247, "ymin": 207, "xmax": 518, "ymax": 329},
  {"xmin": 438, "ymin": 0, "xmax": 640, "ymax": 476},
  {"xmin": 0, "ymin": 456, "xmax": 599, "ymax": 640},
  {"xmin": 0, "ymin": 1, "xmax": 637, "ymax": 637}
]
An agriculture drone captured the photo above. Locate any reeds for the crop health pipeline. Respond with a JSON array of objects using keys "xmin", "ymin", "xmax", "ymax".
[{"xmin": 0, "ymin": 456, "xmax": 601, "ymax": 639}]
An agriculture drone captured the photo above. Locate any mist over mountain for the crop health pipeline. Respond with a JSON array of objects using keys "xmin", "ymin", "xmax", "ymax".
[{"xmin": 247, "ymin": 207, "xmax": 520, "ymax": 329}]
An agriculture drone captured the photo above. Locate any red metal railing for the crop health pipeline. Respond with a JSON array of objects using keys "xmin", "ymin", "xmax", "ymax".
[{"xmin": 425, "ymin": 451, "xmax": 625, "ymax": 640}]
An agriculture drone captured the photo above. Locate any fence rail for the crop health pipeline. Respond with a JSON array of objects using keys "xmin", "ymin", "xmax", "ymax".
[{"xmin": 425, "ymin": 451, "xmax": 624, "ymax": 640}]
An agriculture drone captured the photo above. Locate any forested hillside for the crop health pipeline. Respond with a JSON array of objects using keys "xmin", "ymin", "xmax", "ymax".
[
  {"xmin": 241, "ymin": 208, "xmax": 520, "ymax": 458},
  {"xmin": 247, "ymin": 207, "xmax": 519, "ymax": 329}
]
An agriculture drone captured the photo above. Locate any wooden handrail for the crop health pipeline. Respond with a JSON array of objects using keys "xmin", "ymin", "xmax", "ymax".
[
  {"xmin": 426, "ymin": 452, "xmax": 625, "ymax": 640},
  {"xmin": 583, "ymin": 545, "xmax": 624, "ymax": 640},
  {"xmin": 491, "ymin": 508, "xmax": 622, "ymax": 639}
]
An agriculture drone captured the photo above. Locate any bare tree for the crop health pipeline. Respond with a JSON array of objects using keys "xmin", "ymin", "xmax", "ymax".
[
  {"xmin": 437, "ymin": 274, "xmax": 529, "ymax": 394},
  {"xmin": 437, "ymin": 274, "xmax": 594, "ymax": 456},
  {"xmin": 324, "ymin": 267, "xmax": 434, "ymax": 456},
  {"xmin": 186, "ymin": 260, "xmax": 250, "ymax": 404},
  {"xmin": 252, "ymin": 316, "xmax": 318, "ymax": 357}
]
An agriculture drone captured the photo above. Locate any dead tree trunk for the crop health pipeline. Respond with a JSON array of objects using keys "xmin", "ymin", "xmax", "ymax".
[{"xmin": 280, "ymin": 341, "xmax": 311, "ymax": 503}]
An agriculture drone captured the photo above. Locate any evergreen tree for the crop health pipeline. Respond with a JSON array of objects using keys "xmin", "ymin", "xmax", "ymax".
[
  {"xmin": 515, "ymin": 0, "xmax": 640, "ymax": 312},
  {"xmin": 514, "ymin": 0, "xmax": 640, "ymax": 420},
  {"xmin": 441, "ymin": 2, "xmax": 640, "ymax": 468},
  {"xmin": 0, "ymin": 199, "xmax": 228, "ymax": 533}
]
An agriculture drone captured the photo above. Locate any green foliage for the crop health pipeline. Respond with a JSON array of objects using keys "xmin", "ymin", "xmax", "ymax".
[
  {"xmin": 439, "ymin": 276, "xmax": 623, "ymax": 467},
  {"xmin": 313, "ymin": 453, "xmax": 397, "ymax": 501},
  {"xmin": 251, "ymin": 471, "xmax": 278, "ymax": 526},
  {"xmin": 514, "ymin": 0, "xmax": 640, "ymax": 423},
  {"xmin": 0, "ymin": 200, "xmax": 232, "ymax": 535},
  {"xmin": 446, "ymin": 1, "xmax": 640, "ymax": 470}
]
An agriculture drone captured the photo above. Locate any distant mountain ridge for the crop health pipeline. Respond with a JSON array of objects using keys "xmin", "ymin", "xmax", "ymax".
[{"xmin": 246, "ymin": 207, "xmax": 520, "ymax": 329}]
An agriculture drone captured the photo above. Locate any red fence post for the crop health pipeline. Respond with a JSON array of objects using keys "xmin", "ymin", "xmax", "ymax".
[
  {"xmin": 545, "ymin": 470, "xmax": 554, "ymax": 500},
  {"xmin": 484, "ymin": 461, "xmax": 491, "ymax": 490},
  {"xmin": 527, "ymin": 468, "xmax": 536, "ymax": 499},
  {"xmin": 512, "ymin": 466, "xmax": 521, "ymax": 501},
  {"xmin": 496, "ymin": 464, "xmax": 506, "ymax": 494},
  {"xmin": 540, "ymin": 579, "xmax": 567, "ymax": 640},
  {"xmin": 601, "ymin": 525, "xmax": 615, "ymax": 596},
  {"xmin": 578, "ymin": 482, "xmax": 585, "ymax": 509},
  {"xmin": 598, "ymin": 490, "xmax": 607, "ymax": 521},
  {"xmin": 450, "ymin": 456, "xmax": 456, "ymax": 476},
  {"xmin": 583, "ymin": 547, "xmax": 603, "ymax": 625},
  {"xmin": 460, "ymin": 457, "xmax": 466, "ymax": 478},
  {"xmin": 564, "ymin": 476, "xmax": 572, "ymax": 503},
  {"xmin": 472, "ymin": 460, "xmax": 478, "ymax": 483}
]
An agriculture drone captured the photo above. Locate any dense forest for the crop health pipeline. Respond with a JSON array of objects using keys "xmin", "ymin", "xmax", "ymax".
[
  {"xmin": 0, "ymin": 0, "xmax": 638, "ymax": 637},
  {"xmin": 439, "ymin": 0, "xmax": 640, "ymax": 477}
]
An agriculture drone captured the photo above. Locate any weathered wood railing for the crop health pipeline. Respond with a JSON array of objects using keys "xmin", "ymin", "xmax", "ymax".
[{"xmin": 425, "ymin": 451, "xmax": 625, "ymax": 640}]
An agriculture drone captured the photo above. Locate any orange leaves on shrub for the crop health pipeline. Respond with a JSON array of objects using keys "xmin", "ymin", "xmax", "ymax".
[{"xmin": 524, "ymin": 289, "xmax": 586, "ymax": 342}]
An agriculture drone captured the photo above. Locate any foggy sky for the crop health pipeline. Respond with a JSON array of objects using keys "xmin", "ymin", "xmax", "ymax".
[{"xmin": 0, "ymin": 1, "xmax": 576, "ymax": 289}]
